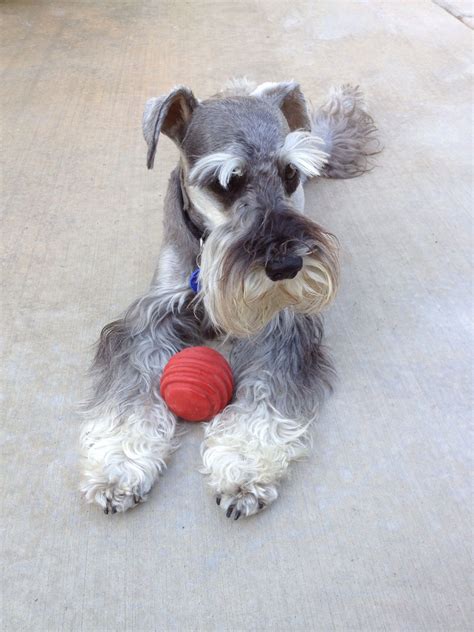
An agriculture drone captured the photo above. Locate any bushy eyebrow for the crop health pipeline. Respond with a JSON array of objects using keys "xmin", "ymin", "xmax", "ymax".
[
  {"xmin": 189, "ymin": 152, "xmax": 246, "ymax": 188},
  {"xmin": 278, "ymin": 131, "xmax": 328, "ymax": 177}
]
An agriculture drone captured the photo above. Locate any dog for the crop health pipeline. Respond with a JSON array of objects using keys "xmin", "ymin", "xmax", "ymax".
[{"xmin": 80, "ymin": 79, "xmax": 377, "ymax": 518}]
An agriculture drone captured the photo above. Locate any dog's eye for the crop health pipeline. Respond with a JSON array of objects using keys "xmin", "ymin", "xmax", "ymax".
[
  {"xmin": 283, "ymin": 163, "xmax": 299, "ymax": 194},
  {"xmin": 227, "ymin": 169, "xmax": 244, "ymax": 190},
  {"xmin": 211, "ymin": 169, "xmax": 244, "ymax": 195},
  {"xmin": 285, "ymin": 164, "xmax": 298, "ymax": 181}
]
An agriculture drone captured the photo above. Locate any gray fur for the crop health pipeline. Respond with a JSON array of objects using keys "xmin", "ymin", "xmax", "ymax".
[
  {"xmin": 183, "ymin": 96, "xmax": 288, "ymax": 165},
  {"xmin": 230, "ymin": 310, "xmax": 334, "ymax": 418},
  {"xmin": 143, "ymin": 86, "xmax": 198, "ymax": 169},
  {"xmin": 250, "ymin": 80, "xmax": 312, "ymax": 131},
  {"xmin": 312, "ymin": 84, "xmax": 379, "ymax": 178},
  {"xmin": 80, "ymin": 80, "xmax": 378, "ymax": 517}
]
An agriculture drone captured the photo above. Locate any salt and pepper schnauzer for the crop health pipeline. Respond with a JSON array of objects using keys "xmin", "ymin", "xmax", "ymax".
[{"xmin": 80, "ymin": 79, "xmax": 377, "ymax": 518}]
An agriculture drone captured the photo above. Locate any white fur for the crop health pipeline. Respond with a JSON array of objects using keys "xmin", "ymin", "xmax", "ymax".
[
  {"xmin": 186, "ymin": 184, "xmax": 228, "ymax": 227},
  {"xmin": 189, "ymin": 152, "xmax": 245, "ymax": 189},
  {"xmin": 279, "ymin": 131, "xmax": 328, "ymax": 178},
  {"xmin": 152, "ymin": 245, "xmax": 189, "ymax": 287},
  {"xmin": 290, "ymin": 182, "xmax": 305, "ymax": 212},
  {"xmin": 201, "ymin": 382, "xmax": 312, "ymax": 516},
  {"xmin": 80, "ymin": 403, "xmax": 176, "ymax": 512}
]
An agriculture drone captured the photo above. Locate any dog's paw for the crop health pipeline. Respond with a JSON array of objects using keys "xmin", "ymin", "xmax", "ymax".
[
  {"xmin": 80, "ymin": 417, "xmax": 168, "ymax": 515},
  {"xmin": 201, "ymin": 437, "xmax": 284, "ymax": 519},
  {"xmin": 215, "ymin": 484, "xmax": 278, "ymax": 520},
  {"xmin": 101, "ymin": 486, "xmax": 147, "ymax": 515},
  {"xmin": 81, "ymin": 472, "xmax": 151, "ymax": 515}
]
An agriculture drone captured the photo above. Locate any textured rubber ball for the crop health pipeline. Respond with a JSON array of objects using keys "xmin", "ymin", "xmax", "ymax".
[{"xmin": 160, "ymin": 347, "xmax": 234, "ymax": 422}]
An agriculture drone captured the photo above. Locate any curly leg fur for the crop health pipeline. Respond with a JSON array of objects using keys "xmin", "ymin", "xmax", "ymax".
[
  {"xmin": 80, "ymin": 248, "xmax": 201, "ymax": 513},
  {"xmin": 81, "ymin": 400, "xmax": 176, "ymax": 514},
  {"xmin": 201, "ymin": 311, "xmax": 333, "ymax": 519},
  {"xmin": 202, "ymin": 401, "xmax": 305, "ymax": 518}
]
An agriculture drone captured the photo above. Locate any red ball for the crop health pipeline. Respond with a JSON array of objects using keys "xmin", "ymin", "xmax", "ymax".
[{"xmin": 160, "ymin": 347, "xmax": 234, "ymax": 422}]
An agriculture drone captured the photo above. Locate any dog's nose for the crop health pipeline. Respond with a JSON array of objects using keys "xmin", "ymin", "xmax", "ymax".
[{"xmin": 265, "ymin": 255, "xmax": 303, "ymax": 281}]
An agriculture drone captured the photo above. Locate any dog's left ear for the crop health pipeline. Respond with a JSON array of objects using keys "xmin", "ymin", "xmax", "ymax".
[
  {"xmin": 251, "ymin": 81, "xmax": 311, "ymax": 132},
  {"xmin": 143, "ymin": 86, "xmax": 198, "ymax": 169}
]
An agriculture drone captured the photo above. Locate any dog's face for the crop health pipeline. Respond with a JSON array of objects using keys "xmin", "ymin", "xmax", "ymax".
[{"xmin": 143, "ymin": 82, "xmax": 339, "ymax": 336}]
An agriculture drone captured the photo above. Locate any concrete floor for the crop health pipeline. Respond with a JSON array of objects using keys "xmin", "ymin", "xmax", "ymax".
[{"xmin": 2, "ymin": 1, "xmax": 472, "ymax": 630}]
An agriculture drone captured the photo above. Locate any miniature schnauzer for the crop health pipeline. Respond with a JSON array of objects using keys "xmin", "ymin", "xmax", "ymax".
[{"xmin": 80, "ymin": 79, "xmax": 377, "ymax": 518}]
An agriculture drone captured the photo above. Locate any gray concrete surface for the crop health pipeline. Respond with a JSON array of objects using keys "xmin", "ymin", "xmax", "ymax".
[
  {"xmin": 1, "ymin": 1, "xmax": 472, "ymax": 630},
  {"xmin": 433, "ymin": 0, "xmax": 474, "ymax": 28}
]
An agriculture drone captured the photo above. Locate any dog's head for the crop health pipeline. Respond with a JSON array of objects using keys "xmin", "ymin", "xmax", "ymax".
[{"xmin": 143, "ymin": 80, "xmax": 339, "ymax": 336}]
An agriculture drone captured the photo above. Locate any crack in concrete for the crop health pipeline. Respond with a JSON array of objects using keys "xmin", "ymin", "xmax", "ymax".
[{"xmin": 433, "ymin": 0, "xmax": 474, "ymax": 28}]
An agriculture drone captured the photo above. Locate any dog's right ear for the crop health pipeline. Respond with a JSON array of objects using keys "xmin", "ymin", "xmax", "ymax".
[
  {"xmin": 143, "ymin": 86, "xmax": 198, "ymax": 169},
  {"xmin": 251, "ymin": 81, "xmax": 311, "ymax": 132}
]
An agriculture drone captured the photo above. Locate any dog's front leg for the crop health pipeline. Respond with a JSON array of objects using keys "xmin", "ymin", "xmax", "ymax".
[
  {"xmin": 201, "ymin": 312, "xmax": 333, "ymax": 519},
  {"xmin": 80, "ymin": 249, "xmax": 201, "ymax": 514}
]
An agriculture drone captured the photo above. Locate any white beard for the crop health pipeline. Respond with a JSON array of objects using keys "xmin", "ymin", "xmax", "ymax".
[{"xmin": 198, "ymin": 225, "xmax": 339, "ymax": 337}]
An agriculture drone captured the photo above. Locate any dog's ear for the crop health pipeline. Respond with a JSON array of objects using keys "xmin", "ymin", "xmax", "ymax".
[
  {"xmin": 143, "ymin": 86, "xmax": 198, "ymax": 169},
  {"xmin": 251, "ymin": 81, "xmax": 311, "ymax": 132}
]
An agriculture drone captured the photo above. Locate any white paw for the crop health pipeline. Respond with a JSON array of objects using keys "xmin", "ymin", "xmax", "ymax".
[
  {"xmin": 80, "ymin": 408, "xmax": 174, "ymax": 515},
  {"xmin": 81, "ymin": 474, "xmax": 150, "ymax": 514},
  {"xmin": 215, "ymin": 483, "xmax": 278, "ymax": 520},
  {"xmin": 201, "ymin": 400, "xmax": 310, "ymax": 519},
  {"xmin": 80, "ymin": 454, "xmax": 153, "ymax": 514},
  {"xmin": 201, "ymin": 438, "xmax": 284, "ymax": 519},
  {"xmin": 80, "ymin": 438, "xmax": 157, "ymax": 515}
]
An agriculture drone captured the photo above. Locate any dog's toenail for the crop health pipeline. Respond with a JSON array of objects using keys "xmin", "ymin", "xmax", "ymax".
[
  {"xmin": 226, "ymin": 505, "xmax": 234, "ymax": 518},
  {"xmin": 216, "ymin": 496, "xmax": 221, "ymax": 506},
  {"xmin": 234, "ymin": 510, "xmax": 241, "ymax": 520},
  {"xmin": 111, "ymin": 507, "xmax": 117, "ymax": 514}
]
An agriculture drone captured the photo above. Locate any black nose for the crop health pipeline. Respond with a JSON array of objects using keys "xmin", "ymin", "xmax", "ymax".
[{"xmin": 265, "ymin": 255, "xmax": 303, "ymax": 281}]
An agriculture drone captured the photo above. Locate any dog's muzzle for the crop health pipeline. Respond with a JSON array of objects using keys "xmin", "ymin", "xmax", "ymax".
[
  {"xmin": 265, "ymin": 255, "xmax": 303, "ymax": 281},
  {"xmin": 197, "ymin": 206, "xmax": 340, "ymax": 336}
]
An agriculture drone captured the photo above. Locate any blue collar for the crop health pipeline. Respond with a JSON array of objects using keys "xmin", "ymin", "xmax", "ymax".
[{"xmin": 189, "ymin": 267, "xmax": 201, "ymax": 293}]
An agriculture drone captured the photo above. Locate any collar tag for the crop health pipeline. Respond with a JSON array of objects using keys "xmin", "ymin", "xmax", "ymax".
[{"xmin": 189, "ymin": 267, "xmax": 200, "ymax": 293}]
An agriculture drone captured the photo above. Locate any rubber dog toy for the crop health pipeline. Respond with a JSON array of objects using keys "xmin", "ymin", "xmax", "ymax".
[{"xmin": 160, "ymin": 347, "xmax": 233, "ymax": 421}]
